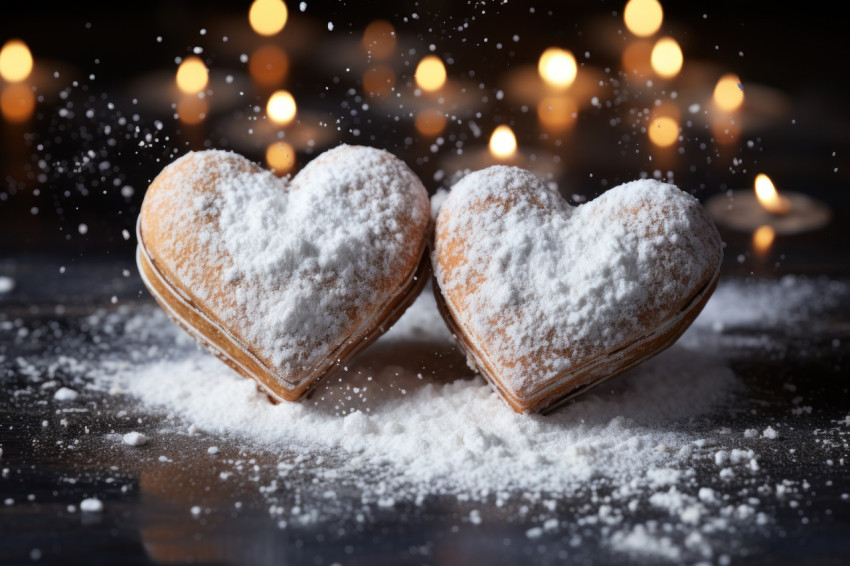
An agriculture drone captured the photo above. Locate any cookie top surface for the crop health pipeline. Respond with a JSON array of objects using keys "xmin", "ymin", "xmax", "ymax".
[
  {"xmin": 140, "ymin": 145, "xmax": 430, "ymax": 385},
  {"xmin": 433, "ymin": 166, "xmax": 723, "ymax": 395}
]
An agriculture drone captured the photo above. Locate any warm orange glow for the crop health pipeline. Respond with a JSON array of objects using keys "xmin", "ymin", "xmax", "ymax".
[
  {"xmin": 489, "ymin": 125, "xmax": 517, "ymax": 159},
  {"xmin": 177, "ymin": 96, "xmax": 208, "ymax": 125},
  {"xmin": 622, "ymin": 40, "xmax": 654, "ymax": 78},
  {"xmin": 711, "ymin": 114, "xmax": 741, "ymax": 145},
  {"xmin": 414, "ymin": 108, "xmax": 447, "ymax": 136},
  {"xmin": 0, "ymin": 40, "xmax": 34, "ymax": 83},
  {"xmin": 713, "ymin": 73, "xmax": 745, "ymax": 112},
  {"xmin": 249, "ymin": 0, "xmax": 288, "ymax": 36},
  {"xmin": 537, "ymin": 95, "xmax": 577, "ymax": 131},
  {"xmin": 754, "ymin": 173, "xmax": 791, "ymax": 215},
  {"xmin": 752, "ymin": 225, "xmax": 775, "ymax": 256},
  {"xmin": 363, "ymin": 65, "xmax": 396, "ymax": 97},
  {"xmin": 362, "ymin": 20, "xmax": 396, "ymax": 60},
  {"xmin": 267, "ymin": 90, "xmax": 296, "ymax": 126},
  {"xmin": 624, "ymin": 0, "xmax": 663, "ymax": 37},
  {"xmin": 266, "ymin": 141, "xmax": 296, "ymax": 175},
  {"xmin": 176, "ymin": 57, "xmax": 208, "ymax": 94},
  {"xmin": 249, "ymin": 45, "xmax": 290, "ymax": 86},
  {"xmin": 648, "ymin": 115, "xmax": 679, "ymax": 147},
  {"xmin": 415, "ymin": 56, "xmax": 447, "ymax": 92},
  {"xmin": 538, "ymin": 48, "xmax": 577, "ymax": 89},
  {"xmin": 650, "ymin": 37, "xmax": 683, "ymax": 78},
  {"xmin": 1, "ymin": 83, "xmax": 36, "ymax": 122}
]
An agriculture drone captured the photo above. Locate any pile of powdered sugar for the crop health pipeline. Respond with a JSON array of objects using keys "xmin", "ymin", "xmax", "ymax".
[
  {"xmin": 16, "ymin": 273, "xmax": 847, "ymax": 563},
  {"xmin": 114, "ymin": 288, "xmax": 736, "ymax": 496},
  {"xmin": 140, "ymin": 145, "xmax": 429, "ymax": 383},
  {"xmin": 432, "ymin": 167, "xmax": 723, "ymax": 393}
]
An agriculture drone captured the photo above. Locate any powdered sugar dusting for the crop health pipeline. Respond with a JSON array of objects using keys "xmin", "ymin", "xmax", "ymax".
[
  {"xmin": 116, "ymin": 290, "xmax": 737, "ymax": 496},
  {"xmin": 139, "ymin": 145, "xmax": 430, "ymax": 386},
  {"xmin": 433, "ymin": 167, "xmax": 722, "ymax": 394}
]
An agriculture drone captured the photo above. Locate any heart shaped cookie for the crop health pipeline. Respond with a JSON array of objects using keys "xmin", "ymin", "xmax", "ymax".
[
  {"xmin": 137, "ymin": 145, "xmax": 431, "ymax": 402},
  {"xmin": 432, "ymin": 167, "xmax": 723, "ymax": 414}
]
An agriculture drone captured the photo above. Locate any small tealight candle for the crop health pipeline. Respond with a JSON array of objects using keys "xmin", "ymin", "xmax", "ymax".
[
  {"xmin": 705, "ymin": 173, "xmax": 831, "ymax": 235},
  {"xmin": 438, "ymin": 124, "xmax": 563, "ymax": 185}
]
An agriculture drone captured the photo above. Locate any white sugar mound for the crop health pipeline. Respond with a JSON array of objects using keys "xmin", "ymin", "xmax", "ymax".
[{"xmin": 116, "ymin": 290, "xmax": 736, "ymax": 496}]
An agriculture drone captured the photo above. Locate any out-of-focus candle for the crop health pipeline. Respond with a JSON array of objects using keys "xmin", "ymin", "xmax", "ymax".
[
  {"xmin": 648, "ymin": 115, "xmax": 679, "ymax": 148},
  {"xmin": 489, "ymin": 125, "xmax": 517, "ymax": 160},
  {"xmin": 624, "ymin": 0, "xmax": 663, "ymax": 37},
  {"xmin": 415, "ymin": 55, "xmax": 447, "ymax": 92},
  {"xmin": 705, "ymin": 173, "xmax": 832, "ymax": 235},
  {"xmin": 249, "ymin": 0, "xmax": 288, "ymax": 37},
  {"xmin": 267, "ymin": 90, "xmax": 297, "ymax": 126},
  {"xmin": 538, "ymin": 48, "xmax": 577, "ymax": 90},
  {"xmin": 176, "ymin": 57, "xmax": 208, "ymax": 94},
  {"xmin": 650, "ymin": 37, "xmax": 683, "ymax": 79},
  {"xmin": 713, "ymin": 73, "xmax": 744, "ymax": 112},
  {"xmin": 752, "ymin": 225, "xmax": 775, "ymax": 257},
  {"xmin": 266, "ymin": 141, "xmax": 296, "ymax": 175},
  {"xmin": 0, "ymin": 39, "xmax": 33, "ymax": 83}
]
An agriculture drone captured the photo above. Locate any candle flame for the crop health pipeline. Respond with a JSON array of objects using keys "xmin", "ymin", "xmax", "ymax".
[
  {"xmin": 489, "ymin": 125, "xmax": 517, "ymax": 159},
  {"xmin": 650, "ymin": 37, "xmax": 683, "ymax": 79},
  {"xmin": 752, "ymin": 225, "xmax": 775, "ymax": 257},
  {"xmin": 0, "ymin": 39, "xmax": 33, "ymax": 83},
  {"xmin": 267, "ymin": 90, "xmax": 296, "ymax": 126},
  {"xmin": 713, "ymin": 73, "xmax": 744, "ymax": 112},
  {"xmin": 624, "ymin": 0, "xmax": 663, "ymax": 37},
  {"xmin": 266, "ymin": 141, "xmax": 296, "ymax": 175},
  {"xmin": 754, "ymin": 173, "xmax": 791, "ymax": 215},
  {"xmin": 538, "ymin": 48, "xmax": 577, "ymax": 89},
  {"xmin": 249, "ymin": 0, "xmax": 288, "ymax": 36},
  {"xmin": 176, "ymin": 57, "xmax": 208, "ymax": 94},
  {"xmin": 415, "ymin": 56, "xmax": 446, "ymax": 92}
]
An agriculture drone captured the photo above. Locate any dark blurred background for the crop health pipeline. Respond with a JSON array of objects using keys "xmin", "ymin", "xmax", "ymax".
[{"xmin": 1, "ymin": 0, "xmax": 848, "ymax": 273}]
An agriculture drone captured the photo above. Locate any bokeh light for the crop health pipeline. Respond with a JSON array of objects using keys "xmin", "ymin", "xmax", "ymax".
[
  {"xmin": 489, "ymin": 125, "xmax": 517, "ymax": 159},
  {"xmin": 537, "ymin": 96, "xmax": 577, "ymax": 131},
  {"xmin": 415, "ymin": 56, "xmax": 447, "ymax": 92},
  {"xmin": 414, "ymin": 108, "xmax": 447, "ymax": 136},
  {"xmin": 266, "ymin": 141, "xmax": 296, "ymax": 175},
  {"xmin": 267, "ymin": 90, "xmax": 297, "ymax": 126},
  {"xmin": 0, "ymin": 39, "xmax": 34, "ymax": 83},
  {"xmin": 249, "ymin": 45, "xmax": 290, "ymax": 87},
  {"xmin": 362, "ymin": 20, "xmax": 397, "ymax": 60},
  {"xmin": 249, "ymin": 0, "xmax": 288, "ymax": 36},
  {"xmin": 1, "ymin": 83, "xmax": 36, "ymax": 122},
  {"xmin": 624, "ymin": 0, "xmax": 664, "ymax": 37},
  {"xmin": 648, "ymin": 115, "xmax": 679, "ymax": 147},
  {"xmin": 175, "ymin": 57, "xmax": 208, "ymax": 94},
  {"xmin": 538, "ymin": 48, "xmax": 577, "ymax": 89},
  {"xmin": 713, "ymin": 73, "xmax": 745, "ymax": 112},
  {"xmin": 650, "ymin": 37, "xmax": 682, "ymax": 78},
  {"xmin": 363, "ymin": 65, "xmax": 396, "ymax": 97}
]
